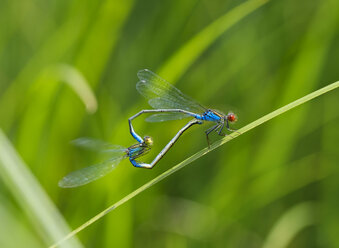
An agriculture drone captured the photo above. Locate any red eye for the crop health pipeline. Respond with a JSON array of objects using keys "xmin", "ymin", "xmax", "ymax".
[{"xmin": 227, "ymin": 113, "xmax": 237, "ymax": 122}]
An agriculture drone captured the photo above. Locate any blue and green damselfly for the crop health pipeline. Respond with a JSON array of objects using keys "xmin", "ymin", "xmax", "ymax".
[
  {"xmin": 59, "ymin": 69, "xmax": 237, "ymax": 186},
  {"xmin": 129, "ymin": 69, "xmax": 238, "ymax": 148},
  {"xmin": 58, "ymin": 136, "xmax": 153, "ymax": 188},
  {"xmin": 59, "ymin": 119, "xmax": 200, "ymax": 187}
]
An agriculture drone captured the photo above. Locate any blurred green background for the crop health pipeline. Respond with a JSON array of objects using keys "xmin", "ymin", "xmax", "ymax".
[{"xmin": 0, "ymin": 0, "xmax": 339, "ymax": 247}]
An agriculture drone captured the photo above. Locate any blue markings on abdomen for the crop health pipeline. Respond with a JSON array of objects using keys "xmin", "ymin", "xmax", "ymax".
[
  {"xmin": 129, "ymin": 158, "xmax": 141, "ymax": 167},
  {"xmin": 131, "ymin": 132, "xmax": 143, "ymax": 143}
]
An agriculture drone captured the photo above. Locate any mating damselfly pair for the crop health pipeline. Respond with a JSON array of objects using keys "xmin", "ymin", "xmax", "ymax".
[{"xmin": 59, "ymin": 69, "xmax": 238, "ymax": 188}]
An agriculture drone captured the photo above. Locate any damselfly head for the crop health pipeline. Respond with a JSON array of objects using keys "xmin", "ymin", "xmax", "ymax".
[
  {"xmin": 226, "ymin": 112, "xmax": 237, "ymax": 123},
  {"xmin": 143, "ymin": 136, "xmax": 153, "ymax": 146}
]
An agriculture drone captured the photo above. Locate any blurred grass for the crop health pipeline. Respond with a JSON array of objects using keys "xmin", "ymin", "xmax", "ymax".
[
  {"xmin": 50, "ymin": 80, "xmax": 339, "ymax": 248},
  {"xmin": 0, "ymin": 130, "xmax": 82, "ymax": 248},
  {"xmin": 0, "ymin": 0, "xmax": 339, "ymax": 247},
  {"xmin": 262, "ymin": 202, "xmax": 316, "ymax": 248},
  {"xmin": 158, "ymin": 0, "xmax": 269, "ymax": 82}
]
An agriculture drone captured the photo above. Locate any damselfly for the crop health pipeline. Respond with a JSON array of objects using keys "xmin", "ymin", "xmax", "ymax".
[
  {"xmin": 129, "ymin": 69, "xmax": 238, "ymax": 148},
  {"xmin": 58, "ymin": 136, "xmax": 153, "ymax": 188},
  {"xmin": 59, "ymin": 119, "xmax": 200, "ymax": 187}
]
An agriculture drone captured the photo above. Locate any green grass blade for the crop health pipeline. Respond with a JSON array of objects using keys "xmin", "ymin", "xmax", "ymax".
[
  {"xmin": 158, "ymin": 0, "xmax": 270, "ymax": 82},
  {"xmin": 56, "ymin": 64, "xmax": 98, "ymax": 114},
  {"xmin": 50, "ymin": 81, "xmax": 339, "ymax": 248},
  {"xmin": 0, "ymin": 3, "xmax": 92, "ymax": 131},
  {"xmin": 262, "ymin": 202, "xmax": 316, "ymax": 248},
  {"xmin": 251, "ymin": 0, "xmax": 339, "ymax": 175},
  {"xmin": 0, "ymin": 130, "xmax": 83, "ymax": 248},
  {"xmin": 0, "ymin": 201, "xmax": 45, "ymax": 248}
]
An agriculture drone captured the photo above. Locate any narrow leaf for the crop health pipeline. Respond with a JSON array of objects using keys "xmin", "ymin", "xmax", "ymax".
[{"xmin": 50, "ymin": 81, "xmax": 339, "ymax": 247}]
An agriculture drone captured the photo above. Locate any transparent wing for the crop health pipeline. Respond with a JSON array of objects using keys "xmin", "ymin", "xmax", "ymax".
[
  {"xmin": 58, "ymin": 155, "xmax": 125, "ymax": 188},
  {"xmin": 145, "ymin": 113, "xmax": 191, "ymax": 122},
  {"xmin": 136, "ymin": 69, "xmax": 206, "ymax": 115},
  {"xmin": 71, "ymin": 137, "xmax": 126, "ymax": 154},
  {"xmin": 127, "ymin": 143, "xmax": 152, "ymax": 159}
]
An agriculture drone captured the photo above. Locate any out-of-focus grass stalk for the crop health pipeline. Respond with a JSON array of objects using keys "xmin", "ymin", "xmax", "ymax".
[
  {"xmin": 159, "ymin": 0, "xmax": 270, "ymax": 82},
  {"xmin": 262, "ymin": 202, "xmax": 316, "ymax": 248},
  {"xmin": 45, "ymin": 64, "xmax": 98, "ymax": 114},
  {"xmin": 0, "ymin": 131, "xmax": 83, "ymax": 248},
  {"xmin": 251, "ymin": 0, "xmax": 339, "ymax": 175},
  {"xmin": 50, "ymin": 81, "xmax": 339, "ymax": 248}
]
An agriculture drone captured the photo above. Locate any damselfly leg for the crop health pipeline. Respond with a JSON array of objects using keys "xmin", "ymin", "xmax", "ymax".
[{"xmin": 205, "ymin": 124, "xmax": 220, "ymax": 148}]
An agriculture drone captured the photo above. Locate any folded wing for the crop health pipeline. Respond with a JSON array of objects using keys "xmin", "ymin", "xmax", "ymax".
[{"xmin": 136, "ymin": 69, "xmax": 206, "ymax": 120}]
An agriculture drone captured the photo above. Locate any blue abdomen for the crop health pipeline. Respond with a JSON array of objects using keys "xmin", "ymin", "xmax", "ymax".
[{"xmin": 130, "ymin": 157, "xmax": 142, "ymax": 167}]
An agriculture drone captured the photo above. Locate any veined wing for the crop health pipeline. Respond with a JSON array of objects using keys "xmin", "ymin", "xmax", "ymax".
[
  {"xmin": 71, "ymin": 137, "xmax": 127, "ymax": 154},
  {"xmin": 58, "ymin": 155, "xmax": 125, "ymax": 188},
  {"xmin": 136, "ymin": 69, "xmax": 206, "ymax": 115},
  {"xmin": 145, "ymin": 113, "xmax": 190, "ymax": 122}
]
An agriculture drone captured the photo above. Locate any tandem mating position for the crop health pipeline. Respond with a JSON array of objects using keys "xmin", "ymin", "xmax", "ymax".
[{"xmin": 59, "ymin": 69, "xmax": 238, "ymax": 188}]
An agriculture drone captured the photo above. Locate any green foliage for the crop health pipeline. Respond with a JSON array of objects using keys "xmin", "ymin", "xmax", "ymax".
[
  {"xmin": 49, "ymin": 81, "xmax": 339, "ymax": 247},
  {"xmin": 0, "ymin": 0, "xmax": 339, "ymax": 247}
]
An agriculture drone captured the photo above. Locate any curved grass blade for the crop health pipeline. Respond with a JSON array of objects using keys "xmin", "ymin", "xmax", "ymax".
[
  {"xmin": 50, "ymin": 81, "xmax": 339, "ymax": 248},
  {"xmin": 262, "ymin": 202, "xmax": 315, "ymax": 248},
  {"xmin": 158, "ymin": 0, "xmax": 270, "ymax": 83},
  {"xmin": 0, "ymin": 130, "xmax": 83, "ymax": 248},
  {"xmin": 53, "ymin": 64, "xmax": 98, "ymax": 114}
]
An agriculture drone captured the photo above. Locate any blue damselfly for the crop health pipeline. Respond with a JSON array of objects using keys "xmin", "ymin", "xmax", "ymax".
[
  {"xmin": 59, "ymin": 119, "xmax": 200, "ymax": 187},
  {"xmin": 129, "ymin": 69, "xmax": 238, "ymax": 148}
]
